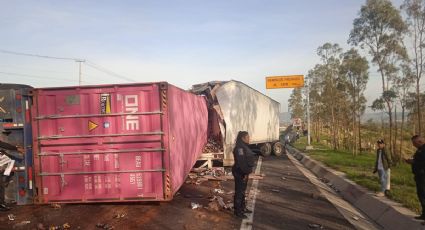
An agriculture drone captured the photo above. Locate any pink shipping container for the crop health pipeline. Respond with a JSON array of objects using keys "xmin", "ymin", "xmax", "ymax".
[{"xmin": 31, "ymin": 82, "xmax": 208, "ymax": 203}]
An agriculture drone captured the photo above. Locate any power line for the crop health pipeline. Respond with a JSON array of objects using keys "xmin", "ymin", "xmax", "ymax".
[
  {"xmin": 0, "ymin": 70, "xmax": 94, "ymax": 84},
  {"xmin": 0, "ymin": 64, "xmax": 75, "ymax": 75},
  {"xmin": 85, "ymin": 61, "xmax": 137, "ymax": 83},
  {"xmin": 0, "ymin": 48, "xmax": 137, "ymax": 83},
  {"xmin": 0, "ymin": 49, "xmax": 82, "ymax": 61}
]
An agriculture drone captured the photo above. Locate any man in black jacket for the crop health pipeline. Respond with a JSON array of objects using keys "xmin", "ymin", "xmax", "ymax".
[
  {"xmin": 0, "ymin": 140, "xmax": 23, "ymax": 211},
  {"xmin": 406, "ymin": 135, "xmax": 425, "ymax": 220}
]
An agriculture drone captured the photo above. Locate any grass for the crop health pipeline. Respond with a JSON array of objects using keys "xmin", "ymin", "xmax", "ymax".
[{"xmin": 293, "ymin": 136, "xmax": 421, "ymax": 214}]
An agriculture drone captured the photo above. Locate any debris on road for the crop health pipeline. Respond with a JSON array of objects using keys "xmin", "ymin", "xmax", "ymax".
[
  {"xmin": 352, "ymin": 216, "xmax": 359, "ymax": 221},
  {"xmin": 208, "ymin": 195, "xmax": 232, "ymax": 211},
  {"xmin": 37, "ymin": 223, "xmax": 46, "ymax": 230},
  {"xmin": 8, "ymin": 214, "xmax": 15, "ymax": 221},
  {"xmin": 96, "ymin": 223, "xmax": 114, "ymax": 230},
  {"xmin": 191, "ymin": 202, "xmax": 203, "ymax": 209},
  {"xmin": 49, "ymin": 224, "xmax": 70, "ymax": 230},
  {"xmin": 213, "ymin": 188, "xmax": 225, "ymax": 194},
  {"xmin": 207, "ymin": 200, "xmax": 220, "ymax": 211},
  {"xmin": 14, "ymin": 220, "xmax": 31, "ymax": 228},
  {"xmin": 308, "ymin": 223, "xmax": 324, "ymax": 229},
  {"xmin": 114, "ymin": 213, "xmax": 126, "ymax": 219},
  {"xmin": 50, "ymin": 203, "xmax": 62, "ymax": 209}
]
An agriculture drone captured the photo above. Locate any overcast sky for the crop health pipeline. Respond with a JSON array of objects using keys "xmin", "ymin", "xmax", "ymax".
[{"xmin": 0, "ymin": 0, "xmax": 409, "ymax": 111}]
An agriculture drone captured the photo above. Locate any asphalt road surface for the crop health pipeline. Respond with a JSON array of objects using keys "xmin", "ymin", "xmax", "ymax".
[{"xmin": 0, "ymin": 155, "xmax": 368, "ymax": 230}]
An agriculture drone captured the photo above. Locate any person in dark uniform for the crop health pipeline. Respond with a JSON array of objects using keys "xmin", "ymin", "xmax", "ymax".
[
  {"xmin": 405, "ymin": 135, "xmax": 425, "ymax": 220},
  {"xmin": 232, "ymin": 131, "xmax": 255, "ymax": 219},
  {"xmin": 0, "ymin": 140, "xmax": 23, "ymax": 211}
]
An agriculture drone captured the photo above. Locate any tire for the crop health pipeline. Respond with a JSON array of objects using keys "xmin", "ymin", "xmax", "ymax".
[
  {"xmin": 273, "ymin": 142, "xmax": 284, "ymax": 156},
  {"xmin": 260, "ymin": 143, "xmax": 272, "ymax": 157}
]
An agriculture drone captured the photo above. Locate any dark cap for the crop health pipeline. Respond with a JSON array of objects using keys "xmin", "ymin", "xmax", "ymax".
[{"xmin": 377, "ymin": 139, "xmax": 385, "ymax": 144}]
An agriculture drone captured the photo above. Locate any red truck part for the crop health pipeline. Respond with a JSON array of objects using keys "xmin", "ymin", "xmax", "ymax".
[{"xmin": 31, "ymin": 82, "xmax": 208, "ymax": 203}]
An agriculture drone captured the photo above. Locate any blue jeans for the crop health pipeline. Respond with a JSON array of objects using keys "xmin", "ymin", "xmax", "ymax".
[{"xmin": 378, "ymin": 168, "xmax": 390, "ymax": 192}]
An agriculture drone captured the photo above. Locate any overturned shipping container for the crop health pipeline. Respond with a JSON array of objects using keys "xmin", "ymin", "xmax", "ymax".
[
  {"xmin": 31, "ymin": 82, "xmax": 208, "ymax": 203},
  {"xmin": 0, "ymin": 84, "xmax": 34, "ymax": 205},
  {"xmin": 192, "ymin": 80, "xmax": 282, "ymax": 166}
]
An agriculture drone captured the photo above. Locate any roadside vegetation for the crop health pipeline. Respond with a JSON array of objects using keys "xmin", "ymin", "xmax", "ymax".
[{"xmin": 294, "ymin": 136, "xmax": 420, "ymax": 214}]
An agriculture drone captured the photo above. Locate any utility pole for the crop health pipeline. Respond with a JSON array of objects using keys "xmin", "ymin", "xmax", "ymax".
[
  {"xmin": 306, "ymin": 76, "xmax": 313, "ymax": 150},
  {"xmin": 76, "ymin": 59, "xmax": 85, "ymax": 85}
]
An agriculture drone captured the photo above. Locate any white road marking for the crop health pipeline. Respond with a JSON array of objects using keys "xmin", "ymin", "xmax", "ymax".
[{"xmin": 240, "ymin": 156, "xmax": 263, "ymax": 230}]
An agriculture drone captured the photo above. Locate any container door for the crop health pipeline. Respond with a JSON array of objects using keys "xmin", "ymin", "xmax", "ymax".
[{"xmin": 33, "ymin": 84, "xmax": 165, "ymax": 203}]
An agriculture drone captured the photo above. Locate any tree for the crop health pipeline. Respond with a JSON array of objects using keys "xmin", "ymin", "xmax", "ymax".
[
  {"xmin": 349, "ymin": 0, "xmax": 407, "ymax": 158},
  {"xmin": 288, "ymin": 88, "xmax": 305, "ymax": 119},
  {"xmin": 340, "ymin": 48, "xmax": 370, "ymax": 155},
  {"xmin": 317, "ymin": 43, "xmax": 343, "ymax": 150},
  {"xmin": 393, "ymin": 63, "xmax": 414, "ymax": 159},
  {"xmin": 401, "ymin": 0, "xmax": 425, "ymax": 135}
]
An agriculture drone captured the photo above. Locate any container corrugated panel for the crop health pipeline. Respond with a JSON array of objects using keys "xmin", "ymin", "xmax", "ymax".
[
  {"xmin": 32, "ymin": 82, "xmax": 208, "ymax": 203},
  {"xmin": 215, "ymin": 80, "xmax": 280, "ymax": 165},
  {"xmin": 0, "ymin": 86, "xmax": 34, "ymax": 205}
]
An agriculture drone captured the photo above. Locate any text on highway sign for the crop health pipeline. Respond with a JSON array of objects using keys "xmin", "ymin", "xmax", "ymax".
[{"xmin": 266, "ymin": 75, "xmax": 304, "ymax": 89}]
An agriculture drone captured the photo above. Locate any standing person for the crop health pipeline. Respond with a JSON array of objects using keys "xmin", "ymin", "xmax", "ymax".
[
  {"xmin": 232, "ymin": 131, "xmax": 255, "ymax": 219},
  {"xmin": 405, "ymin": 135, "xmax": 425, "ymax": 220},
  {"xmin": 0, "ymin": 140, "xmax": 23, "ymax": 211},
  {"xmin": 373, "ymin": 139, "xmax": 392, "ymax": 197}
]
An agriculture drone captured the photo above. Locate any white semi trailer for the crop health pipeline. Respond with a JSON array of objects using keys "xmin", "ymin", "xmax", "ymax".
[{"xmin": 192, "ymin": 80, "xmax": 283, "ymax": 166}]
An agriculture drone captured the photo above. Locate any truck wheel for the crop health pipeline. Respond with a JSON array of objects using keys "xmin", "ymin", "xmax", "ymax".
[
  {"xmin": 260, "ymin": 143, "xmax": 272, "ymax": 157},
  {"xmin": 273, "ymin": 142, "xmax": 284, "ymax": 156}
]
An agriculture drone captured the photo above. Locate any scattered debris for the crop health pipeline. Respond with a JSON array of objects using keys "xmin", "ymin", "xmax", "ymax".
[
  {"xmin": 208, "ymin": 200, "xmax": 220, "ymax": 211},
  {"xmin": 114, "ymin": 213, "xmax": 126, "ymax": 219},
  {"xmin": 215, "ymin": 196, "xmax": 226, "ymax": 208},
  {"xmin": 50, "ymin": 203, "xmax": 62, "ymax": 209},
  {"xmin": 352, "ymin": 216, "xmax": 359, "ymax": 221},
  {"xmin": 202, "ymin": 138, "xmax": 223, "ymax": 153},
  {"xmin": 208, "ymin": 195, "xmax": 232, "ymax": 210},
  {"xmin": 96, "ymin": 223, "xmax": 114, "ymax": 230},
  {"xmin": 308, "ymin": 223, "xmax": 324, "ymax": 229},
  {"xmin": 14, "ymin": 220, "xmax": 31, "ymax": 228},
  {"xmin": 226, "ymin": 203, "xmax": 234, "ymax": 209},
  {"xmin": 8, "ymin": 214, "xmax": 15, "ymax": 221},
  {"xmin": 37, "ymin": 223, "xmax": 46, "ymax": 230},
  {"xmin": 191, "ymin": 202, "xmax": 203, "ymax": 209},
  {"xmin": 49, "ymin": 224, "xmax": 70, "ymax": 230},
  {"xmin": 191, "ymin": 167, "xmax": 207, "ymax": 173},
  {"xmin": 213, "ymin": 188, "xmax": 225, "ymax": 194}
]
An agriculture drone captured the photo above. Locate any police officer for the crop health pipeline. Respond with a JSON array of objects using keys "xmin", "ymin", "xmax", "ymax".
[
  {"xmin": 0, "ymin": 140, "xmax": 23, "ymax": 211},
  {"xmin": 232, "ymin": 131, "xmax": 255, "ymax": 219},
  {"xmin": 405, "ymin": 135, "xmax": 425, "ymax": 220}
]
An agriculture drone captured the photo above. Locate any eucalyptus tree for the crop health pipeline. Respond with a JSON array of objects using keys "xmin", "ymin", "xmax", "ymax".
[
  {"xmin": 401, "ymin": 0, "xmax": 425, "ymax": 135},
  {"xmin": 317, "ymin": 43, "xmax": 343, "ymax": 150},
  {"xmin": 340, "ymin": 48, "xmax": 370, "ymax": 155},
  {"xmin": 288, "ymin": 88, "xmax": 305, "ymax": 120},
  {"xmin": 349, "ymin": 0, "xmax": 407, "ymax": 156}
]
